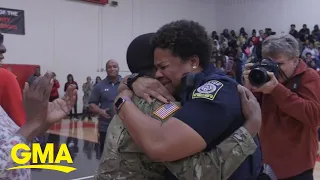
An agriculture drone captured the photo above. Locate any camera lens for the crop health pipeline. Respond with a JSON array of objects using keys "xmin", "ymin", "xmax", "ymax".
[{"xmin": 248, "ymin": 68, "xmax": 270, "ymax": 87}]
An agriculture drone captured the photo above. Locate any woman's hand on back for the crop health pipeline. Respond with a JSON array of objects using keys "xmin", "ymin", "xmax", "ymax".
[
  {"xmin": 237, "ymin": 85, "xmax": 261, "ymax": 136},
  {"xmin": 132, "ymin": 77, "xmax": 175, "ymax": 104}
]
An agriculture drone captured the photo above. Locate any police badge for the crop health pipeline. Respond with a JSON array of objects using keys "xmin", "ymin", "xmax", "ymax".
[{"xmin": 191, "ymin": 80, "xmax": 224, "ymax": 100}]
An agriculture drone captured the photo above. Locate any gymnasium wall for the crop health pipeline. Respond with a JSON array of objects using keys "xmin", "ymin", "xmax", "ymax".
[
  {"xmin": 1, "ymin": 0, "xmax": 217, "ymax": 112},
  {"xmin": 215, "ymin": 0, "xmax": 320, "ymax": 35}
]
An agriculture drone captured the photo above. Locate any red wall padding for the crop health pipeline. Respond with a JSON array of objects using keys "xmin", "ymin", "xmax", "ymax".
[{"xmin": 2, "ymin": 64, "xmax": 40, "ymax": 91}]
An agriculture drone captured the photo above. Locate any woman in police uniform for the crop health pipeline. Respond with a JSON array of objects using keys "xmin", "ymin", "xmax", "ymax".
[{"xmin": 116, "ymin": 20, "xmax": 263, "ymax": 180}]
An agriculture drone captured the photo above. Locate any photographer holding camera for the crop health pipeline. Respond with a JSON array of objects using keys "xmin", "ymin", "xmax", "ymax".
[{"xmin": 243, "ymin": 34, "xmax": 320, "ymax": 180}]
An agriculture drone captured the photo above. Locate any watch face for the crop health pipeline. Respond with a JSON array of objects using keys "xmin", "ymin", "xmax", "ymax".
[{"xmin": 115, "ymin": 98, "xmax": 125, "ymax": 109}]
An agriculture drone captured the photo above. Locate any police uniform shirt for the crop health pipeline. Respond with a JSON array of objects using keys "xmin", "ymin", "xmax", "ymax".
[
  {"xmin": 172, "ymin": 66, "xmax": 262, "ymax": 180},
  {"xmin": 173, "ymin": 78, "xmax": 243, "ymax": 149}
]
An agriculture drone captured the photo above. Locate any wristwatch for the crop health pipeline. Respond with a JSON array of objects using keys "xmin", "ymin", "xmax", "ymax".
[
  {"xmin": 115, "ymin": 96, "xmax": 131, "ymax": 114},
  {"xmin": 127, "ymin": 73, "xmax": 142, "ymax": 90}
]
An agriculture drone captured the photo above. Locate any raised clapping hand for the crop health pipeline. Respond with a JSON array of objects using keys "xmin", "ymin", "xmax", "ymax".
[{"xmin": 23, "ymin": 72, "xmax": 77, "ymax": 126}]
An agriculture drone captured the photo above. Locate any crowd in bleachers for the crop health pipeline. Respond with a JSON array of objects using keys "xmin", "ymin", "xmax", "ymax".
[{"xmin": 211, "ymin": 24, "xmax": 320, "ymax": 84}]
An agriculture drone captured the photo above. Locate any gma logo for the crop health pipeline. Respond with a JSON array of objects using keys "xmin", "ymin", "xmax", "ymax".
[{"xmin": 8, "ymin": 143, "xmax": 76, "ymax": 173}]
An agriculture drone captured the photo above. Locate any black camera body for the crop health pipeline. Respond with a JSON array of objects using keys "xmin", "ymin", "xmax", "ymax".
[{"xmin": 248, "ymin": 59, "xmax": 280, "ymax": 87}]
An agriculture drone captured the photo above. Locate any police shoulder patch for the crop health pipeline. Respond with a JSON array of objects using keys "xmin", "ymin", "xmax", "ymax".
[{"xmin": 192, "ymin": 80, "xmax": 224, "ymax": 100}]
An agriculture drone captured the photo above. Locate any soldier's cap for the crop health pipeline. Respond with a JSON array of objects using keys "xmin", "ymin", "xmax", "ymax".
[{"xmin": 126, "ymin": 33, "xmax": 155, "ymax": 73}]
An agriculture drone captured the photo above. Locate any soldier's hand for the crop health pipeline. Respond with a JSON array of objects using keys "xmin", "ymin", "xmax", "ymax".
[
  {"xmin": 132, "ymin": 77, "xmax": 174, "ymax": 104},
  {"xmin": 118, "ymin": 75, "xmax": 131, "ymax": 94},
  {"xmin": 237, "ymin": 85, "xmax": 261, "ymax": 136}
]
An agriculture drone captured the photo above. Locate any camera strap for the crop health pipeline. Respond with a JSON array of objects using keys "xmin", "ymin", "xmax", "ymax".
[{"xmin": 290, "ymin": 72, "xmax": 305, "ymax": 93}]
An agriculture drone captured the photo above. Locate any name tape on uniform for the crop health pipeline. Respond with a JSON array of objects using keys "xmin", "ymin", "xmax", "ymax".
[
  {"xmin": 192, "ymin": 80, "xmax": 224, "ymax": 101},
  {"xmin": 153, "ymin": 103, "xmax": 180, "ymax": 120}
]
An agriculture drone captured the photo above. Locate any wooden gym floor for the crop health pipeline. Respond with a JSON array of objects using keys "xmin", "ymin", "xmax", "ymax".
[
  {"xmin": 31, "ymin": 118, "xmax": 320, "ymax": 180},
  {"xmin": 32, "ymin": 119, "xmax": 100, "ymax": 180}
]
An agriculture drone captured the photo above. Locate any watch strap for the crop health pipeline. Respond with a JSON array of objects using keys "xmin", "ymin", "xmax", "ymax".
[{"xmin": 127, "ymin": 73, "xmax": 142, "ymax": 90}]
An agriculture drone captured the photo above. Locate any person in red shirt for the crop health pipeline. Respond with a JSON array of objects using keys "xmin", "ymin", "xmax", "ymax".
[
  {"xmin": 251, "ymin": 31, "xmax": 260, "ymax": 45},
  {"xmin": 0, "ymin": 33, "xmax": 25, "ymax": 127},
  {"xmin": 243, "ymin": 34, "xmax": 320, "ymax": 180},
  {"xmin": 49, "ymin": 72, "xmax": 60, "ymax": 102},
  {"xmin": 0, "ymin": 69, "xmax": 26, "ymax": 127}
]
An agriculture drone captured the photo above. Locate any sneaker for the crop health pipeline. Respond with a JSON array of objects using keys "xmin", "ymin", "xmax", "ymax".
[
  {"xmin": 72, "ymin": 117, "xmax": 79, "ymax": 121},
  {"xmin": 68, "ymin": 141, "xmax": 75, "ymax": 148}
]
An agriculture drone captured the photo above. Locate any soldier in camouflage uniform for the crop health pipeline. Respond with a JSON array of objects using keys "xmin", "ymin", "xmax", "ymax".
[
  {"xmin": 94, "ymin": 33, "xmax": 261, "ymax": 180},
  {"xmin": 96, "ymin": 96, "xmax": 258, "ymax": 180}
]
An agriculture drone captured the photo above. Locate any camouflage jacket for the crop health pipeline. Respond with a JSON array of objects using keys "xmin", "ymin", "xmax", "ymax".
[{"xmin": 95, "ymin": 96, "xmax": 257, "ymax": 180}]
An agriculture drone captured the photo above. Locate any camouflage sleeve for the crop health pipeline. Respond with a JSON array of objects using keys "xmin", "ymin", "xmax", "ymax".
[
  {"xmin": 95, "ymin": 96, "xmax": 168, "ymax": 180},
  {"xmin": 217, "ymin": 126, "xmax": 257, "ymax": 180},
  {"xmin": 164, "ymin": 127, "xmax": 257, "ymax": 180}
]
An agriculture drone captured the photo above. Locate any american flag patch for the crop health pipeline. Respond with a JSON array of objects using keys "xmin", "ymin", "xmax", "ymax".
[{"xmin": 153, "ymin": 103, "xmax": 180, "ymax": 120}]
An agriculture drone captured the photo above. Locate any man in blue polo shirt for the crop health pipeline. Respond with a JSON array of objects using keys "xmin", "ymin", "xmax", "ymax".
[{"xmin": 89, "ymin": 59, "xmax": 122, "ymax": 155}]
